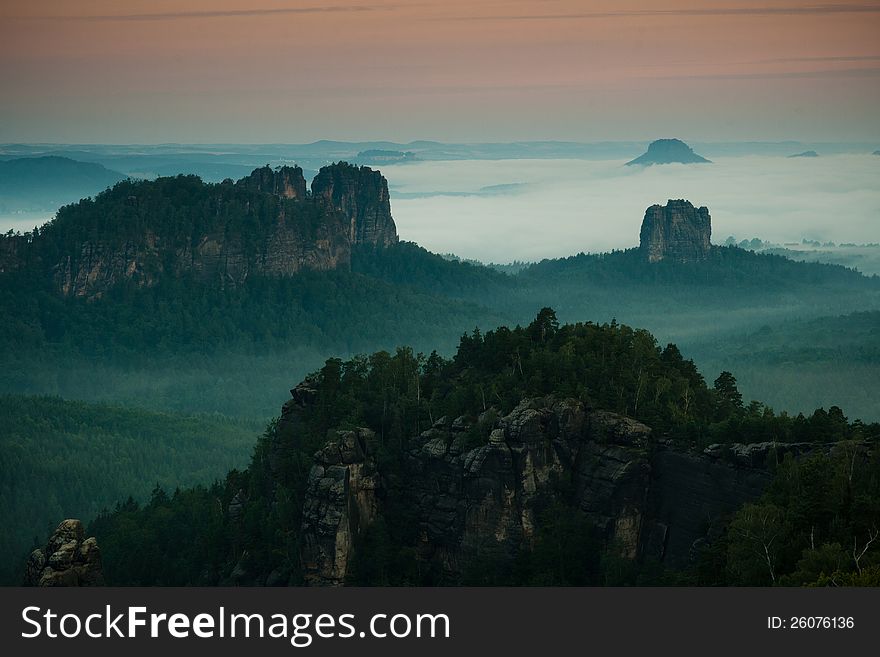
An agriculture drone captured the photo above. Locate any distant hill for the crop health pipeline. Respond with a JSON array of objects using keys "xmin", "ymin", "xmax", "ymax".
[
  {"xmin": 0, "ymin": 156, "xmax": 126, "ymax": 213},
  {"xmin": 625, "ymin": 139, "xmax": 711, "ymax": 166},
  {"xmin": 788, "ymin": 150, "xmax": 819, "ymax": 158}
]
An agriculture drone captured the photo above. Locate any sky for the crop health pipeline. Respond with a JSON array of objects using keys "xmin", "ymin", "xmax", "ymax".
[{"xmin": 1, "ymin": 0, "xmax": 879, "ymax": 143}]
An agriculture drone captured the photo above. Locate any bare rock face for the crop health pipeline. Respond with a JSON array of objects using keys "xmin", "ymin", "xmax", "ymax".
[
  {"xmin": 640, "ymin": 199, "xmax": 712, "ymax": 263},
  {"xmin": 239, "ymin": 165, "xmax": 308, "ymax": 199},
  {"xmin": 288, "ymin": 386, "xmax": 778, "ymax": 585},
  {"xmin": 400, "ymin": 398, "xmax": 653, "ymax": 573},
  {"xmin": 24, "ymin": 519, "xmax": 104, "ymax": 586},
  {"xmin": 300, "ymin": 428, "xmax": 380, "ymax": 586},
  {"xmin": 311, "ymin": 162, "xmax": 398, "ymax": 247}
]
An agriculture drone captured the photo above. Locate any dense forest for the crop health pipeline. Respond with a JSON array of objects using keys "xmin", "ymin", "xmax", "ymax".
[
  {"xmin": 690, "ymin": 311, "xmax": 880, "ymax": 421},
  {"xmin": 0, "ymin": 396, "xmax": 259, "ymax": 584},
  {"xmin": 0, "ymin": 260, "xmax": 506, "ymax": 416},
  {"xmin": 85, "ymin": 311, "xmax": 880, "ymax": 586},
  {"xmin": 3, "ymin": 237, "xmax": 879, "ymax": 419}
]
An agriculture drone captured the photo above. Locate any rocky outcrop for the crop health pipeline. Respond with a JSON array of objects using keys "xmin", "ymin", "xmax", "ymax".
[
  {"xmin": 640, "ymin": 199, "xmax": 712, "ymax": 263},
  {"xmin": 398, "ymin": 399, "xmax": 654, "ymax": 574},
  {"xmin": 300, "ymin": 428, "xmax": 380, "ymax": 585},
  {"xmin": 626, "ymin": 139, "xmax": 711, "ymax": 166},
  {"xmin": 311, "ymin": 162, "xmax": 398, "ymax": 247},
  {"xmin": 238, "ymin": 165, "xmax": 307, "ymax": 199},
  {"xmin": 24, "ymin": 519, "xmax": 104, "ymax": 586},
  {"xmin": 5, "ymin": 163, "xmax": 398, "ymax": 298},
  {"xmin": 292, "ymin": 390, "xmax": 782, "ymax": 585}
]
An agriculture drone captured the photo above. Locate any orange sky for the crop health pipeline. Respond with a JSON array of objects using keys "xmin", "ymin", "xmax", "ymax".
[{"xmin": 1, "ymin": 0, "xmax": 878, "ymax": 142}]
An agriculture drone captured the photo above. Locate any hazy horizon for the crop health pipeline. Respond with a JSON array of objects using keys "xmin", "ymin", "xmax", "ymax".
[{"xmin": 2, "ymin": 1, "xmax": 879, "ymax": 143}]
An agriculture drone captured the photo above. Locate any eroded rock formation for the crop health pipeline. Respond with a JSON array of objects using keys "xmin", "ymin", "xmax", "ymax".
[
  {"xmin": 292, "ymin": 390, "xmax": 781, "ymax": 585},
  {"xmin": 300, "ymin": 428, "xmax": 380, "ymax": 585},
  {"xmin": 239, "ymin": 165, "xmax": 308, "ymax": 199},
  {"xmin": 24, "ymin": 519, "xmax": 104, "ymax": 586},
  {"xmin": 311, "ymin": 162, "xmax": 398, "ymax": 247},
  {"xmin": 640, "ymin": 199, "xmax": 712, "ymax": 263},
  {"xmin": 3, "ymin": 162, "xmax": 398, "ymax": 299}
]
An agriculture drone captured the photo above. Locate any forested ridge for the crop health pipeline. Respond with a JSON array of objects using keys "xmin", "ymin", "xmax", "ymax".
[
  {"xmin": 85, "ymin": 311, "xmax": 880, "ymax": 586},
  {"xmin": 9, "ymin": 173, "xmax": 322, "ymax": 263}
]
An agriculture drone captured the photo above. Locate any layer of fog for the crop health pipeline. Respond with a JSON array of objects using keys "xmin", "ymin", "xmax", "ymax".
[
  {"xmin": 0, "ymin": 212, "xmax": 55, "ymax": 234},
  {"xmin": 386, "ymin": 155, "xmax": 880, "ymax": 263}
]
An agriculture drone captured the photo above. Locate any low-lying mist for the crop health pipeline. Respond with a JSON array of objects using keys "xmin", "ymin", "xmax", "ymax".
[{"xmin": 387, "ymin": 154, "xmax": 880, "ymax": 263}]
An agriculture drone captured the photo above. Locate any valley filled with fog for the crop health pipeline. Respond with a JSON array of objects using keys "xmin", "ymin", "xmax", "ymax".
[{"xmin": 387, "ymin": 154, "xmax": 880, "ymax": 263}]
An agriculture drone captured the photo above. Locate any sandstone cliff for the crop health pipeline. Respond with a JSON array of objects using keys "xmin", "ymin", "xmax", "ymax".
[
  {"xmin": 288, "ymin": 390, "xmax": 784, "ymax": 586},
  {"xmin": 640, "ymin": 199, "xmax": 712, "ymax": 263},
  {"xmin": 24, "ymin": 519, "xmax": 104, "ymax": 586},
  {"xmin": 3, "ymin": 162, "xmax": 398, "ymax": 299},
  {"xmin": 238, "ymin": 164, "xmax": 308, "ymax": 199},
  {"xmin": 311, "ymin": 162, "xmax": 398, "ymax": 247}
]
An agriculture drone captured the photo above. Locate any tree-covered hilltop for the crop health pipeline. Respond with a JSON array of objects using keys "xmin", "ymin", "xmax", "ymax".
[
  {"xmin": 520, "ymin": 244, "xmax": 876, "ymax": 288},
  {"xmin": 514, "ymin": 246, "xmax": 880, "ymax": 338},
  {"xmin": 0, "ymin": 395, "xmax": 260, "ymax": 585},
  {"xmin": 352, "ymin": 241, "xmax": 514, "ymax": 301},
  {"xmin": 33, "ymin": 172, "xmax": 327, "ymax": 261},
  {"xmin": 84, "ymin": 310, "xmax": 879, "ymax": 586}
]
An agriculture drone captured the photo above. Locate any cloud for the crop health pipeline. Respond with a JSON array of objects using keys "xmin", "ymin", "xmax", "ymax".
[
  {"xmin": 385, "ymin": 155, "xmax": 880, "ymax": 263},
  {"xmin": 13, "ymin": 5, "xmax": 392, "ymax": 22},
  {"xmin": 655, "ymin": 67, "xmax": 880, "ymax": 80},
  {"xmin": 758, "ymin": 55, "xmax": 880, "ymax": 63}
]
